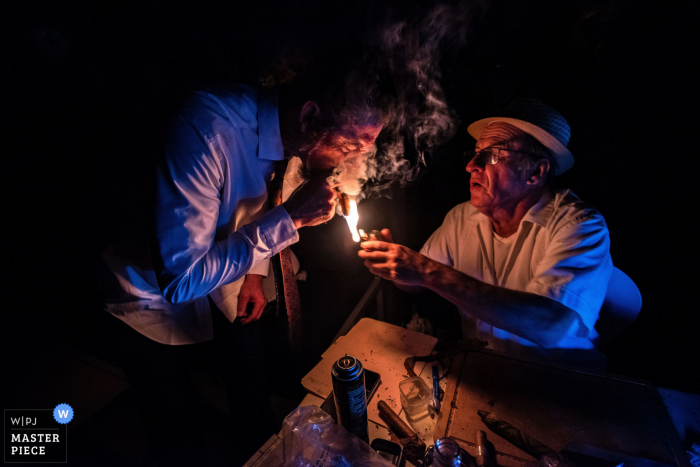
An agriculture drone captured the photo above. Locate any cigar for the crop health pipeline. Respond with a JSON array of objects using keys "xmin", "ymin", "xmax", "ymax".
[
  {"xmin": 338, "ymin": 192, "xmax": 351, "ymax": 216},
  {"xmin": 377, "ymin": 401, "xmax": 426, "ymax": 449},
  {"xmin": 477, "ymin": 411, "xmax": 556, "ymax": 460},
  {"xmin": 475, "ymin": 430, "xmax": 493, "ymax": 467}
]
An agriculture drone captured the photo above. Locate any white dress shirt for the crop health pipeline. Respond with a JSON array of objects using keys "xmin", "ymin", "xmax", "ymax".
[
  {"xmin": 102, "ymin": 85, "xmax": 299, "ymax": 345},
  {"xmin": 421, "ymin": 188, "xmax": 613, "ymax": 369}
]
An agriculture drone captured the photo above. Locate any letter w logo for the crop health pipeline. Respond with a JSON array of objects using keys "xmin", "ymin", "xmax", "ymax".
[{"xmin": 58, "ymin": 410, "xmax": 69, "ymax": 418}]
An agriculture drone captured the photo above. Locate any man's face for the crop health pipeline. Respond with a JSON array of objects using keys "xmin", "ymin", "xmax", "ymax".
[
  {"xmin": 304, "ymin": 123, "xmax": 383, "ymax": 176},
  {"xmin": 467, "ymin": 122, "xmax": 533, "ymax": 215}
]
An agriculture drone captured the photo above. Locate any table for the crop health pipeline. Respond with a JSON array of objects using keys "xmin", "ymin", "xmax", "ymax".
[
  {"xmin": 245, "ymin": 318, "xmax": 698, "ymax": 467},
  {"xmin": 244, "ymin": 318, "xmax": 439, "ymax": 466},
  {"xmin": 299, "ymin": 318, "xmax": 439, "ymax": 442},
  {"xmin": 436, "ymin": 350, "xmax": 693, "ymax": 467}
]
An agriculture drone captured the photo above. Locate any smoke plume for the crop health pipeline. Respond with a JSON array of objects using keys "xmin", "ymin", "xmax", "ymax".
[{"xmin": 350, "ymin": 1, "xmax": 485, "ymax": 200}]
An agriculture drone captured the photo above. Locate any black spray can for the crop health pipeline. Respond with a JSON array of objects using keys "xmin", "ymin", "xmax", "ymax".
[{"xmin": 331, "ymin": 354, "xmax": 369, "ymax": 443}]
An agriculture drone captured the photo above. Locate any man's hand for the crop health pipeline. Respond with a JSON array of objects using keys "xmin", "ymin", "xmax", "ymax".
[
  {"xmin": 237, "ymin": 274, "xmax": 267, "ymax": 325},
  {"xmin": 357, "ymin": 229, "xmax": 435, "ymax": 289},
  {"xmin": 282, "ymin": 179, "xmax": 337, "ymax": 229}
]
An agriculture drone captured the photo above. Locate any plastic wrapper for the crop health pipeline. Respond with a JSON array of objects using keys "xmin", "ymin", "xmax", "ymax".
[{"xmin": 254, "ymin": 405, "xmax": 394, "ymax": 467}]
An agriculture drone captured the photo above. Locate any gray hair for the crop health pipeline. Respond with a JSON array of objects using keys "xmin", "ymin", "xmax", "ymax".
[{"xmin": 512, "ymin": 133, "xmax": 558, "ymax": 185}]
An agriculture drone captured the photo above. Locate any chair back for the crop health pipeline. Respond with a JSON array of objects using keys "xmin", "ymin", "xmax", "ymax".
[{"xmin": 595, "ymin": 267, "xmax": 642, "ymax": 344}]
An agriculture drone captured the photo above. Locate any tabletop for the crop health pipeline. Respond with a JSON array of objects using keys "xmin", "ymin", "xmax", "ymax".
[{"xmin": 245, "ymin": 318, "xmax": 699, "ymax": 467}]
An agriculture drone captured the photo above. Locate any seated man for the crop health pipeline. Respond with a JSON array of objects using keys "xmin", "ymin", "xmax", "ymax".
[{"xmin": 359, "ymin": 99, "xmax": 612, "ymax": 370}]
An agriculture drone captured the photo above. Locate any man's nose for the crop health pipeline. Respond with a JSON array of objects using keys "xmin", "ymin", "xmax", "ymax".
[{"xmin": 466, "ymin": 154, "xmax": 482, "ymax": 173}]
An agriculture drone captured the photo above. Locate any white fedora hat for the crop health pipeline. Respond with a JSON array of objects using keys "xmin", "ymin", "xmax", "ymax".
[{"xmin": 467, "ymin": 98, "xmax": 574, "ymax": 175}]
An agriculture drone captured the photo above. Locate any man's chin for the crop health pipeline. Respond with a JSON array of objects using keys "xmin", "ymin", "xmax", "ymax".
[{"xmin": 469, "ymin": 191, "xmax": 488, "ymax": 208}]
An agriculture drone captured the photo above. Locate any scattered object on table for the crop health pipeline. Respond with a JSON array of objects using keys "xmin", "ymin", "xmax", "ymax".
[
  {"xmin": 399, "ymin": 376, "xmax": 437, "ymax": 443},
  {"xmin": 533, "ymin": 452, "xmax": 576, "ymax": 467},
  {"xmin": 302, "ymin": 318, "xmax": 436, "ymax": 425},
  {"xmin": 475, "ymin": 430, "xmax": 494, "ymax": 467},
  {"xmin": 425, "ymin": 437, "xmax": 476, "ymax": 467},
  {"xmin": 322, "ymin": 368, "xmax": 381, "ymax": 424},
  {"xmin": 378, "ymin": 400, "xmax": 420, "ymax": 440},
  {"xmin": 436, "ymin": 352, "xmax": 688, "ymax": 467},
  {"xmin": 245, "ymin": 406, "xmax": 388, "ymax": 466},
  {"xmin": 332, "ymin": 355, "xmax": 369, "ymax": 443},
  {"xmin": 406, "ymin": 312, "xmax": 434, "ymax": 336},
  {"xmin": 377, "ymin": 399, "xmax": 426, "ymax": 463},
  {"xmin": 399, "ymin": 377, "xmax": 433, "ymax": 419},
  {"xmin": 433, "ymin": 362, "xmax": 441, "ymax": 413},
  {"xmin": 478, "ymin": 410, "xmax": 558, "ymax": 459},
  {"xmin": 371, "ymin": 438, "xmax": 403, "ymax": 466},
  {"xmin": 404, "ymin": 339, "xmax": 488, "ymax": 378}
]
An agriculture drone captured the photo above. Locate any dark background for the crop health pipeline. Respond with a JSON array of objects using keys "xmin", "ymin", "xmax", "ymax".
[{"xmin": 3, "ymin": 0, "xmax": 699, "ymax": 404}]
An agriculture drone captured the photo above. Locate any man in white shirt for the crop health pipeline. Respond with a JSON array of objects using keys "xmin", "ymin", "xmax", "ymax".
[
  {"xmin": 359, "ymin": 99, "xmax": 612, "ymax": 371},
  {"xmin": 100, "ymin": 60, "xmax": 383, "ymax": 465}
]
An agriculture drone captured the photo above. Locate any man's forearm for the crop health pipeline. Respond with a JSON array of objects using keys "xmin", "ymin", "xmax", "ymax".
[
  {"xmin": 420, "ymin": 261, "xmax": 581, "ymax": 348},
  {"xmin": 395, "ymin": 282, "xmax": 424, "ymax": 293},
  {"xmin": 158, "ymin": 206, "xmax": 298, "ymax": 304}
]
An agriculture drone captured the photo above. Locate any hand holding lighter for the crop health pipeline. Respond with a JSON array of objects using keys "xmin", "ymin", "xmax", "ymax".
[{"xmin": 359, "ymin": 229, "xmax": 385, "ymax": 241}]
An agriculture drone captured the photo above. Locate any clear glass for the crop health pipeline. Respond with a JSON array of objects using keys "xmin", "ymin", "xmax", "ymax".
[
  {"xmin": 398, "ymin": 377, "xmax": 432, "ymax": 418},
  {"xmin": 425, "ymin": 438, "xmax": 464, "ymax": 467}
]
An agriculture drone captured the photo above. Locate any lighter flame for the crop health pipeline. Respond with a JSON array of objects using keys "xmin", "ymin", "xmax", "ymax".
[{"xmin": 344, "ymin": 199, "xmax": 361, "ymax": 242}]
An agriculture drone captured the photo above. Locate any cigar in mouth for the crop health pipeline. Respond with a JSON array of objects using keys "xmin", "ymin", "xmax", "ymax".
[{"xmin": 338, "ymin": 192, "xmax": 351, "ymax": 217}]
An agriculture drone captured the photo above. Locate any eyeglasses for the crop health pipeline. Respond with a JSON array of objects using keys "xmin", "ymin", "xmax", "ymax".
[{"xmin": 463, "ymin": 147, "xmax": 538, "ymax": 166}]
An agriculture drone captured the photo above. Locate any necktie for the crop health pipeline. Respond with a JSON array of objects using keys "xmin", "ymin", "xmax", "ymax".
[{"xmin": 270, "ymin": 161, "xmax": 302, "ymax": 353}]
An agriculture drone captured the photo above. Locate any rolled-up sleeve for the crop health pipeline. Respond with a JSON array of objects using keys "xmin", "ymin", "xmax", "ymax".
[{"xmin": 153, "ymin": 116, "xmax": 297, "ymax": 305}]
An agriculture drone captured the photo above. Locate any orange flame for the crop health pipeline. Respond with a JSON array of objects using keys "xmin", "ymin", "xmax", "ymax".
[{"xmin": 344, "ymin": 199, "xmax": 361, "ymax": 242}]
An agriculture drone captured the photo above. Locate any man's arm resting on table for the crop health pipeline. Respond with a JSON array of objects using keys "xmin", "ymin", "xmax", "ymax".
[
  {"xmin": 395, "ymin": 283, "xmax": 424, "ymax": 294},
  {"xmin": 420, "ymin": 260, "xmax": 580, "ymax": 348},
  {"xmin": 359, "ymin": 243, "xmax": 581, "ymax": 348}
]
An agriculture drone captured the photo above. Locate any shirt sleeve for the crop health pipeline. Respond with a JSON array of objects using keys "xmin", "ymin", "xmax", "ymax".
[
  {"xmin": 153, "ymin": 116, "xmax": 297, "ymax": 305},
  {"xmin": 248, "ymin": 258, "xmax": 270, "ymax": 276},
  {"xmin": 525, "ymin": 211, "xmax": 613, "ymax": 334},
  {"xmin": 420, "ymin": 206, "xmax": 459, "ymax": 267}
]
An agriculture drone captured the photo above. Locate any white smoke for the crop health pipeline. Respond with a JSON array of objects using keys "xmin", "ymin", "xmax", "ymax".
[
  {"xmin": 330, "ymin": 145, "xmax": 377, "ymax": 198},
  {"xmin": 354, "ymin": 1, "xmax": 486, "ymax": 200}
]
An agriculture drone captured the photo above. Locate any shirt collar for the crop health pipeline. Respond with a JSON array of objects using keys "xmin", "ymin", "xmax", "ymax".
[
  {"xmin": 257, "ymin": 87, "xmax": 284, "ymax": 161},
  {"xmin": 521, "ymin": 189, "xmax": 555, "ymax": 227}
]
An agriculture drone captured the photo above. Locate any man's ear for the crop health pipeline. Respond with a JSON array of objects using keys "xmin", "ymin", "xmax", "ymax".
[
  {"xmin": 527, "ymin": 159, "xmax": 550, "ymax": 185},
  {"xmin": 300, "ymin": 101, "xmax": 320, "ymax": 133}
]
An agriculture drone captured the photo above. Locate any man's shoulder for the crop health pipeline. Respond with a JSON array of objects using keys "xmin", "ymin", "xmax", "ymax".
[
  {"xmin": 185, "ymin": 84, "xmax": 256, "ymax": 108},
  {"xmin": 548, "ymin": 188, "xmax": 607, "ymax": 229},
  {"xmin": 551, "ymin": 188, "xmax": 602, "ymax": 215},
  {"xmin": 178, "ymin": 85, "xmax": 258, "ymax": 135}
]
